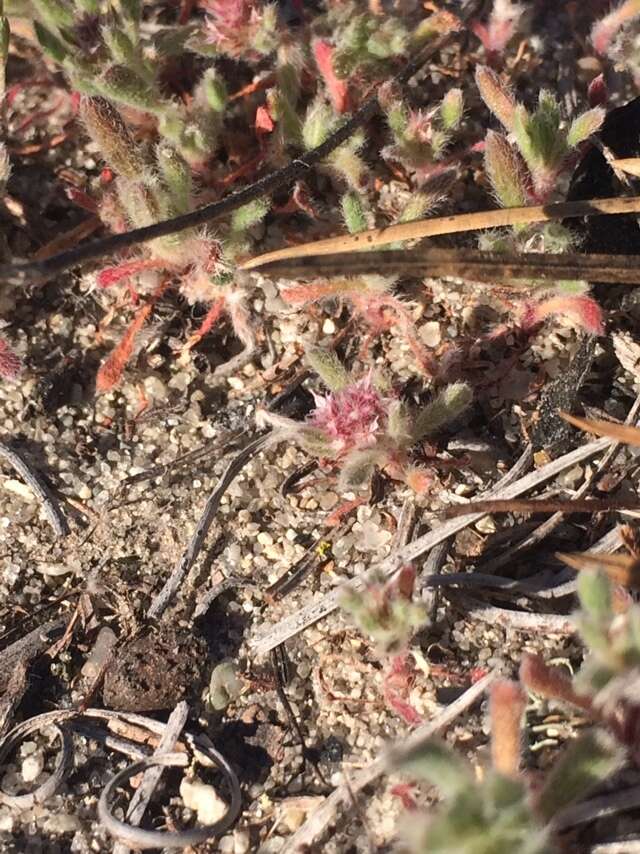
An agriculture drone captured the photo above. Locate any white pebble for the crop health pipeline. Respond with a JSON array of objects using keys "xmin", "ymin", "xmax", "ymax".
[
  {"xmin": 21, "ymin": 752, "xmax": 44, "ymax": 783},
  {"xmin": 420, "ymin": 321, "xmax": 441, "ymax": 347},
  {"xmin": 180, "ymin": 777, "xmax": 227, "ymax": 825}
]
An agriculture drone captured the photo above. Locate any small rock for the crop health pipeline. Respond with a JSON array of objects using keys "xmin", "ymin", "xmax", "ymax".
[
  {"xmin": 43, "ymin": 813, "xmax": 82, "ymax": 834},
  {"xmin": 21, "ymin": 752, "xmax": 44, "ymax": 783},
  {"xmin": 420, "ymin": 321, "xmax": 441, "ymax": 348},
  {"xmin": 180, "ymin": 777, "xmax": 227, "ymax": 825},
  {"xmin": 233, "ymin": 828, "xmax": 251, "ymax": 854}
]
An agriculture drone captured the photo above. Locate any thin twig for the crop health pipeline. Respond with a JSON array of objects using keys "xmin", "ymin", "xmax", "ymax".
[
  {"xmin": 69, "ymin": 722, "xmax": 152, "ymax": 761},
  {"xmin": 445, "ymin": 594, "xmax": 575, "ymax": 633},
  {"xmin": 0, "ymin": 440, "xmax": 69, "ymax": 536},
  {"xmin": 553, "ymin": 783, "xmax": 640, "ymax": 831},
  {"xmin": 442, "ymin": 497, "xmax": 640, "ymax": 518},
  {"xmin": 488, "ymin": 395, "xmax": 640, "ymax": 572},
  {"xmin": 590, "ymin": 842, "xmax": 640, "ymax": 854},
  {"xmin": 113, "ymin": 701, "xmax": 189, "ymax": 854},
  {"xmin": 147, "ymin": 432, "xmax": 274, "ymax": 619},
  {"xmin": 0, "ymin": 36, "xmax": 453, "ymax": 287},
  {"xmin": 277, "ymin": 670, "xmax": 495, "ymax": 853},
  {"xmin": 250, "ymin": 438, "xmax": 615, "ymax": 655}
]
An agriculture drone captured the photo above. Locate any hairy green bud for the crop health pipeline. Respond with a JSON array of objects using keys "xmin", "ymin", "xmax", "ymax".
[
  {"xmin": 306, "ymin": 346, "xmax": 350, "ymax": 392},
  {"xmin": 80, "ymin": 96, "xmax": 147, "ymax": 180}
]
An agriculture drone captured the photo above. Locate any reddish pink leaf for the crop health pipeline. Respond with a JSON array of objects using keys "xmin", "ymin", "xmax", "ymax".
[
  {"xmin": 255, "ymin": 104, "xmax": 274, "ymax": 134},
  {"xmin": 520, "ymin": 295, "xmax": 604, "ymax": 335},
  {"xmin": 313, "ymin": 39, "xmax": 349, "ymax": 114}
]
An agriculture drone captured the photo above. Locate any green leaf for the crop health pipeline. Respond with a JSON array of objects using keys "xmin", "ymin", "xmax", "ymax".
[
  {"xmin": 34, "ymin": 20, "xmax": 67, "ymax": 63},
  {"xmin": 338, "ymin": 448, "xmax": 380, "ymax": 491},
  {"xmin": 340, "ymin": 192, "xmax": 368, "ymax": 234},
  {"xmin": 577, "ymin": 570, "xmax": 613, "ymax": 623},
  {"xmin": 200, "ymin": 68, "xmax": 228, "ymax": 113},
  {"xmin": 156, "ymin": 143, "xmax": 192, "ymax": 215},
  {"xmin": 32, "ymin": 0, "xmax": 75, "ymax": 32},
  {"xmin": 484, "ymin": 130, "xmax": 528, "ymax": 209},
  {"xmin": 306, "ymin": 346, "xmax": 350, "ymax": 391},
  {"xmin": 209, "ymin": 660, "xmax": 242, "ymax": 710},
  {"xmin": 413, "ymin": 383, "xmax": 473, "ymax": 441},
  {"xmin": 387, "ymin": 399, "xmax": 412, "ymax": 445},
  {"xmin": 439, "ymin": 88, "xmax": 464, "ymax": 131},
  {"xmin": 97, "ymin": 65, "xmax": 163, "ymax": 113},
  {"xmin": 393, "ymin": 738, "xmax": 473, "ymax": 798},
  {"xmin": 536, "ymin": 730, "xmax": 623, "ymax": 821},
  {"xmin": 302, "ymin": 98, "xmax": 334, "ymax": 150},
  {"xmin": 230, "ymin": 198, "xmax": 269, "ymax": 233},
  {"xmin": 567, "ymin": 108, "xmax": 605, "ymax": 148}
]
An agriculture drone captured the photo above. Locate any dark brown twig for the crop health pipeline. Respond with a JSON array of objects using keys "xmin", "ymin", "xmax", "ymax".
[
  {"xmin": 0, "ymin": 440, "xmax": 69, "ymax": 537},
  {"xmin": 442, "ymin": 497, "xmax": 640, "ymax": 519},
  {"xmin": 488, "ymin": 395, "xmax": 640, "ymax": 572}
]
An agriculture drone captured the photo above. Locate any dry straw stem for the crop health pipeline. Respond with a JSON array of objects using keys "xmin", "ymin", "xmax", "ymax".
[
  {"xmin": 556, "ymin": 551, "xmax": 640, "ymax": 590},
  {"xmin": 244, "ymin": 247, "xmax": 640, "ymax": 286},
  {"xmin": 241, "ymin": 194, "xmax": 640, "ymax": 271},
  {"xmin": 560, "ymin": 411, "xmax": 640, "ymax": 446}
]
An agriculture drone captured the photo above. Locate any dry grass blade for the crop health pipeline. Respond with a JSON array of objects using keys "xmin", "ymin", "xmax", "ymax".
[
  {"xmin": 560, "ymin": 412, "xmax": 640, "ymax": 446},
  {"xmin": 556, "ymin": 551, "xmax": 640, "ymax": 590},
  {"xmin": 612, "ymin": 158, "xmax": 640, "ymax": 178},
  {"xmin": 241, "ymin": 195, "xmax": 640, "ymax": 270}
]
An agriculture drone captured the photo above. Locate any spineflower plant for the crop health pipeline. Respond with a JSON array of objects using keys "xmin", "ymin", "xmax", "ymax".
[
  {"xmin": 475, "ymin": 66, "xmax": 606, "ymax": 337},
  {"xmin": 476, "ymin": 65, "xmax": 605, "ymax": 204},
  {"xmin": 257, "ymin": 346, "xmax": 472, "ymax": 495},
  {"xmin": 341, "ymin": 564, "xmax": 428, "ymax": 725},
  {"xmin": 520, "ymin": 566, "xmax": 640, "ymax": 762},
  {"xmin": 390, "ymin": 677, "xmax": 623, "ymax": 853},
  {"xmin": 379, "ymin": 81, "xmax": 465, "ymax": 184},
  {"xmin": 80, "ymin": 95, "xmax": 267, "ymax": 392}
]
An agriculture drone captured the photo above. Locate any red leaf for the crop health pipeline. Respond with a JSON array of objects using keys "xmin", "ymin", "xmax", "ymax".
[
  {"xmin": 313, "ymin": 39, "xmax": 349, "ymax": 114},
  {"xmin": 255, "ymin": 104, "xmax": 274, "ymax": 134}
]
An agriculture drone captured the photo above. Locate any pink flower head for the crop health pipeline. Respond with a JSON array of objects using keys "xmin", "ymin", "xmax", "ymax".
[
  {"xmin": 201, "ymin": 0, "xmax": 273, "ymax": 60},
  {"xmin": 310, "ymin": 373, "xmax": 388, "ymax": 454}
]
